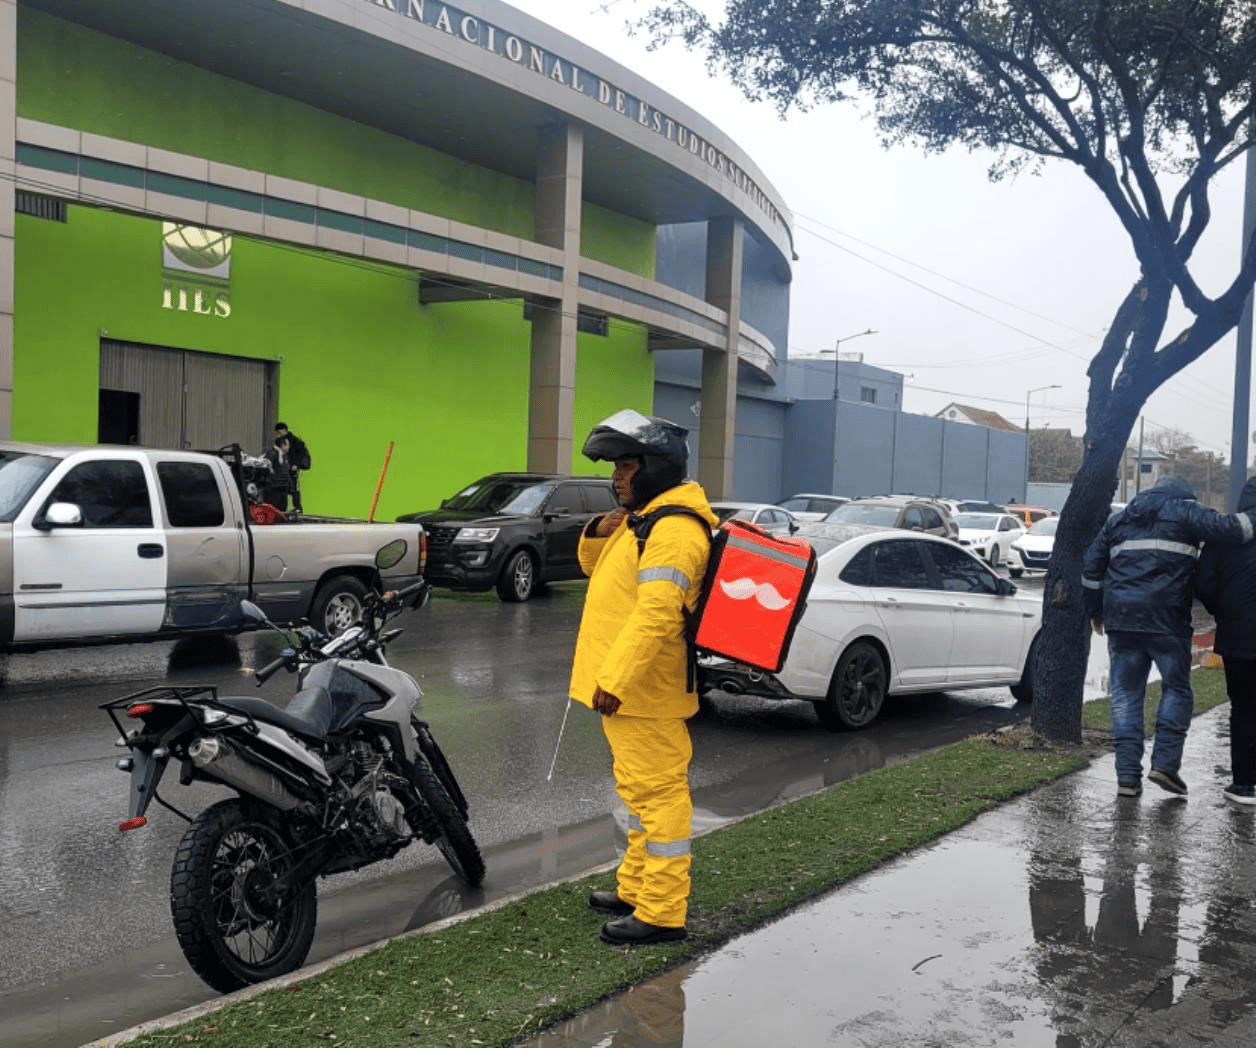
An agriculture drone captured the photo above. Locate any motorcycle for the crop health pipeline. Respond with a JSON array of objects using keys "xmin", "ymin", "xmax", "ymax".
[{"xmin": 102, "ymin": 579, "xmax": 484, "ymax": 993}]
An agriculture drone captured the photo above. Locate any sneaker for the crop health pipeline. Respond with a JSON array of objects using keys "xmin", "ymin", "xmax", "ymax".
[
  {"xmin": 1224, "ymin": 784, "xmax": 1256, "ymax": 806},
  {"xmin": 1117, "ymin": 780, "xmax": 1142, "ymax": 797},
  {"xmin": 1149, "ymin": 767, "xmax": 1188, "ymax": 795}
]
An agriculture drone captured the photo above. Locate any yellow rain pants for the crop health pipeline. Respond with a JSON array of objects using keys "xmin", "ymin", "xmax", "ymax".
[{"xmin": 602, "ymin": 712, "xmax": 693, "ymax": 928}]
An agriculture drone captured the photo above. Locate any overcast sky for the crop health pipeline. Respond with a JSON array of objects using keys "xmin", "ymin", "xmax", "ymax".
[{"xmin": 510, "ymin": 0, "xmax": 1252, "ymax": 462}]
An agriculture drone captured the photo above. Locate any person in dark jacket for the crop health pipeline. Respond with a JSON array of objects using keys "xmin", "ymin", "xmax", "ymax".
[
  {"xmin": 263, "ymin": 437, "xmax": 292, "ymax": 512},
  {"xmin": 1083, "ymin": 476, "xmax": 1253, "ymax": 798},
  {"xmin": 275, "ymin": 422, "xmax": 310, "ymax": 514},
  {"xmin": 1195, "ymin": 475, "xmax": 1256, "ymax": 805}
]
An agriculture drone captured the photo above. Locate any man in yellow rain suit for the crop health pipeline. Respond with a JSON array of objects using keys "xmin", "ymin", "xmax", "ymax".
[{"xmin": 570, "ymin": 409, "xmax": 718, "ymax": 946}]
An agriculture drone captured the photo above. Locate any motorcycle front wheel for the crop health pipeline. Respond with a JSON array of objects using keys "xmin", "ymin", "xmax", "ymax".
[
  {"xmin": 411, "ymin": 755, "xmax": 486, "ymax": 888},
  {"xmin": 412, "ymin": 715, "xmax": 469, "ymax": 820},
  {"xmin": 170, "ymin": 798, "xmax": 317, "ymax": 993}
]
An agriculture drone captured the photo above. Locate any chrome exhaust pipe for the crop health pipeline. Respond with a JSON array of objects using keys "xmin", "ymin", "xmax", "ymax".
[{"xmin": 189, "ymin": 736, "xmax": 304, "ymax": 811}]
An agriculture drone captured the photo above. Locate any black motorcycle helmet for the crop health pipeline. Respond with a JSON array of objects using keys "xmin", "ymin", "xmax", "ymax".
[{"xmin": 582, "ymin": 409, "xmax": 690, "ymax": 509}]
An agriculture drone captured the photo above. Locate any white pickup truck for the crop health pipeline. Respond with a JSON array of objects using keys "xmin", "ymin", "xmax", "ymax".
[{"xmin": 0, "ymin": 442, "xmax": 425, "ymax": 648}]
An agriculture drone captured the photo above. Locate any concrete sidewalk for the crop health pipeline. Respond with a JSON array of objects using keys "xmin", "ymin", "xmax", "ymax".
[{"xmin": 527, "ymin": 704, "xmax": 1256, "ymax": 1048}]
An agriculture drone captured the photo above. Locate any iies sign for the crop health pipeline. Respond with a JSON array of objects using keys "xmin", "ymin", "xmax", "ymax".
[{"xmin": 160, "ymin": 223, "xmax": 232, "ymax": 318}]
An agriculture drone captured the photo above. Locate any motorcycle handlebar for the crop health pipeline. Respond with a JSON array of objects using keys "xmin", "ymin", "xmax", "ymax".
[
  {"xmin": 383, "ymin": 581, "xmax": 426, "ymax": 604},
  {"xmin": 255, "ymin": 650, "xmax": 293, "ymax": 684}
]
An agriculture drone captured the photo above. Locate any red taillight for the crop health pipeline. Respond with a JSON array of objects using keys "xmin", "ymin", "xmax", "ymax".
[
  {"xmin": 119, "ymin": 816, "xmax": 148, "ymax": 832},
  {"xmin": 126, "ymin": 703, "xmax": 154, "ymax": 719},
  {"xmin": 419, "ymin": 530, "xmax": 428, "ymax": 572}
]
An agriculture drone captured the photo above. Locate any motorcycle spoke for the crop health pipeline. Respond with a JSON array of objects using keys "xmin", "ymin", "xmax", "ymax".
[{"xmin": 207, "ymin": 828, "xmax": 294, "ymax": 962}]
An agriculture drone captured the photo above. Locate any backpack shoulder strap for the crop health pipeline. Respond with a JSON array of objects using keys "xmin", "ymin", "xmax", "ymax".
[
  {"xmin": 629, "ymin": 505, "xmax": 711, "ymax": 558},
  {"xmin": 628, "ymin": 506, "xmax": 712, "ymax": 695}
]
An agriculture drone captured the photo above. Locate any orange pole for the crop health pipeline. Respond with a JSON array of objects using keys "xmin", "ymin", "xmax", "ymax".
[{"xmin": 368, "ymin": 442, "xmax": 395, "ymax": 522}]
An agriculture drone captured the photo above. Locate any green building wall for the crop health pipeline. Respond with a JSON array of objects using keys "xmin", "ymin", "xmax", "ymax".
[
  {"xmin": 13, "ymin": 9, "xmax": 661, "ymax": 518},
  {"xmin": 15, "ymin": 204, "xmax": 653, "ymax": 517}
]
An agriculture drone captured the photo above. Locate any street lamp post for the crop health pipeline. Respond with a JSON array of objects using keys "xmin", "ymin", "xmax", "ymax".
[
  {"xmin": 1024, "ymin": 384, "xmax": 1062, "ymax": 495},
  {"xmin": 820, "ymin": 328, "xmax": 879, "ymax": 400},
  {"xmin": 1025, "ymin": 384, "xmax": 1062, "ymax": 431}
]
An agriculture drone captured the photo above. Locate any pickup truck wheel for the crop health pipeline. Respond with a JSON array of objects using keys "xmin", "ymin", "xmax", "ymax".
[
  {"xmin": 311, "ymin": 576, "xmax": 369, "ymax": 636},
  {"xmin": 496, "ymin": 549, "xmax": 536, "ymax": 602}
]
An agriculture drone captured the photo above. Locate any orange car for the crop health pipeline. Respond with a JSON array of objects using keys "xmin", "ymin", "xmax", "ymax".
[{"xmin": 1003, "ymin": 504, "xmax": 1057, "ymax": 528}]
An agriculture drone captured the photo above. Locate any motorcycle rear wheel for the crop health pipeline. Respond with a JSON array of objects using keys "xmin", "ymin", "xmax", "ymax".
[
  {"xmin": 170, "ymin": 798, "xmax": 317, "ymax": 993},
  {"xmin": 412, "ymin": 755, "xmax": 486, "ymax": 887}
]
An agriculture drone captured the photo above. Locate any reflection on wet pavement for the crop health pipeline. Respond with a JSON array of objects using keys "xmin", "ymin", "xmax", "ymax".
[{"xmin": 525, "ymin": 710, "xmax": 1256, "ymax": 1048}]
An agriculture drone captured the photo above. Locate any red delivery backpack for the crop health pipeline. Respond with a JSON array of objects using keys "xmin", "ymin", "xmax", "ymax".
[{"xmin": 631, "ymin": 508, "xmax": 818, "ymax": 688}]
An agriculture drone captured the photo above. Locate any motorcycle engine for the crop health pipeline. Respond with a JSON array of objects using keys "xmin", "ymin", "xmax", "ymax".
[
  {"xmin": 360, "ymin": 789, "xmax": 412, "ymax": 845},
  {"xmin": 332, "ymin": 740, "xmax": 414, "ymax": 849}
]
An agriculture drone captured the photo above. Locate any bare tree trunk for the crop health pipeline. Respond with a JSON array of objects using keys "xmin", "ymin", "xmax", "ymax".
[
  {"xmin": 1031, "ymin": 440, "xmax": 1123, "ymax": 742},
  {"xmin": 1031, "ymin": 282, "xmax": 1154, "ymax": 743}
]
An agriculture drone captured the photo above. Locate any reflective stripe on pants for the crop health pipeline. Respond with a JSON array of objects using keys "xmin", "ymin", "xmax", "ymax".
[{"xmin": 601, "ymin": 712, "xmax": 693, "ymax": 928}]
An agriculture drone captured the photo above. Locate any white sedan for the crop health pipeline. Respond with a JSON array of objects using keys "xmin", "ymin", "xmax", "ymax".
[
  {"xmin": 953, "ymin": 512, "xmax": 1026, "ymax": 569},
  {"xmin": 710, "ymin": 501, "xmax": 800, "ymax": 536},
  {"xmin": 1008, "ymin": 515, "xmax": 1058, "ymax": 577},
  {"xmin": 700, "ymin": 524, "xmax": 1041, "ymax": 731}
]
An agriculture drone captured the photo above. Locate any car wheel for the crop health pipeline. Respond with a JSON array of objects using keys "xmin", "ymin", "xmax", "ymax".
[
  {"xmin": 815, "ymin": 641, "xmax": 887, "ymax": 731},
  {"xmin": 309, "ymin": 575, "xmax": 369, "ymax": 637},
  {"xmin": 1010, "ymin": 634, "xmax": 1039, "ymax": 703},
  {"xmin": 1009, "ymin": 566, "xmax": 1023, "ymax": 578},
  {"xmin": 496, "ymin": 549, "xmax": 537, "ymax": 602}
]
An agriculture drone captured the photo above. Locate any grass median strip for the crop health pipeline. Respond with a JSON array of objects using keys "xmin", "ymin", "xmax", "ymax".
[
  {"xmin": 119, "ymin": 667, "xmax": 1230, "ymax": 1048},
  {"xmin": 123, "ymin": 735, "xmax": 1088, "ymax": 1048}
]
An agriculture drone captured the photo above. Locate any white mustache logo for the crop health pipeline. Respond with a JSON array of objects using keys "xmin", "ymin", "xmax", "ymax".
[{"xmin": 718, "ymin": 577, "xmax": 792, "ymax": 611}]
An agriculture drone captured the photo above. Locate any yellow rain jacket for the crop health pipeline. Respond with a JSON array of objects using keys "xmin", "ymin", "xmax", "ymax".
[{"xmin": 568, "ymin": 481, "xmax": 718, "ymax": 718}]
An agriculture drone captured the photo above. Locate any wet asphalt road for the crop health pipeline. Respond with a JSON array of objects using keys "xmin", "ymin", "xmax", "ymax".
[{"xmin": 0, "ymin": 577, "xmax": 1036, "ymax": 1048}]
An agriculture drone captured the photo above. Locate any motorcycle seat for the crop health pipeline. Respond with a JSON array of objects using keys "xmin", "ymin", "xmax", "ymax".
[{"xmin": 216, "ymin": 687, "xmax": 333, "ymax": 740}]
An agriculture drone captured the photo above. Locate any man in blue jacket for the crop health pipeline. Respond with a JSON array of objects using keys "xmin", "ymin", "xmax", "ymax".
[{"xmin": 1083, "ymin": 476, "xmax": 1253, "ymax": 798}]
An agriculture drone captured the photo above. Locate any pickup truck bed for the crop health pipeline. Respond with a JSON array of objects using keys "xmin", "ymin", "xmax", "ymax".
[{"xmin": 0, "ymin": 442, "xmax": 423, "ymax": 647}]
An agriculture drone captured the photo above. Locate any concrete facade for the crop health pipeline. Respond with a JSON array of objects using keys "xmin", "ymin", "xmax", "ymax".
[{"xmin": 9, "ymin": 0, "xmax": 795, "ymax": 510}]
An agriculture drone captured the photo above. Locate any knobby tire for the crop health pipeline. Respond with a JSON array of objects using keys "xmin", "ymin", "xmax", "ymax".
[{"xmin": 169, "ymin": 798, "xmax": 317, "ymax": 993}]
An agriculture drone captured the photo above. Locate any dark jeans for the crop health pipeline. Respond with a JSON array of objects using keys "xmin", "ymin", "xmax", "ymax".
[
  {"xmin": 1108, "ymin": 631, "xmax": 1194, "ymax": 783},
  {"xmin": 1222, "ymin": 657, "xmax": 1256, "ymax": 788}
]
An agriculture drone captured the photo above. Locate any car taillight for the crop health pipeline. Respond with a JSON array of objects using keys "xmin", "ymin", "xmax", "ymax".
[
  {"xmin": 119, "ymin": 816, "xmax": 147, "ymax": 832},
  {"xmin": 126, "ymin": 703, "xmax": 154, "ymax": 718},
  {"xmin": 419, "ymin": 529, "xmax": 428, "ymax": 572}
]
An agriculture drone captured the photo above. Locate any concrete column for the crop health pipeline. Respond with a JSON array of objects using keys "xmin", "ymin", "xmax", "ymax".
[
  {"xmin": 529, "ymin": 124, "xmax": 582, "ymax": 473},
  {"xmin": 0, "ymin": 0, "xmax": 15, "ymax": 439},
  {"xmin": 698, "ymin": 217, "xmax": 742, "ymax": 498}
]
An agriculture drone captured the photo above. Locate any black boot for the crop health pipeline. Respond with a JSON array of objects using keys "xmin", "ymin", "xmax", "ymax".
[
  {"xmin": 588, "ymin": 890, "xmax": 633, "ymax": 916},
  {"xmin": 600, "ymin": 915, "xmax": 687, "ymax": 946}
]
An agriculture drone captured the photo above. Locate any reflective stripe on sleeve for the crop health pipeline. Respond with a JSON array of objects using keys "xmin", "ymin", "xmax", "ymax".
[
  {"xmin": 628, "ymin": 813, "xmax": 644, "ymax": 833},
  {"xmin": 1239, "ymin": 512, "xmax": 1254, "ymax": 542},
  {"xmin": 637, "ymin": 565, "xmax": 692, "ymax": 591},
  {"xmin": 1081, "ymin": 577, "xmax": 1102, "ymax": 589},
  {"xmin": 646, "ymin": 838, "xmax": 692, "ymax": 858},
  {"xmin": 1111, "ymin": 538, "xmax": 1200, "ymax": 559}
]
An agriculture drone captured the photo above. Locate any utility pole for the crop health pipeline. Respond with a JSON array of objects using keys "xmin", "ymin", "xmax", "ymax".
[
  {"xmin": 1135, "ymin": 416, "xmax": 1145, "ymax": 496},
  {"xmin": 1231, "ymin": 134, "xmax": 1256, "ymax": 508}
]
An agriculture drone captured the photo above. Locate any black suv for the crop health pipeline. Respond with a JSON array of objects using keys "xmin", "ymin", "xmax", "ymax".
[{"xmin": 396, "ymin": 472, "xmax": 619, "ymax": 602}]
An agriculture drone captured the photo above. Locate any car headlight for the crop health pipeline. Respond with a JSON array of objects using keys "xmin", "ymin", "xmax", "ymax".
[{"xmin": 454, "ymin": 527, "xmax": 500, "ymax": 543}]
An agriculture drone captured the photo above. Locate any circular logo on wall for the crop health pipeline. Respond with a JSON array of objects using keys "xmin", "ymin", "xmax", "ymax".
[{"xmin": 162, "ymin": 223, "xmax": 232, "ymax": 279}]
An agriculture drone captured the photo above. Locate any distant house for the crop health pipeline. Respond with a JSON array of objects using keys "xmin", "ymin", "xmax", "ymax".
[
  {"xmin": 936, "ymin": 403, "xmax": 1023, "ymax": 432},
  {"xmin": 1120, "ymin": 447, "xmax": 1170, "ymax": 498}
]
